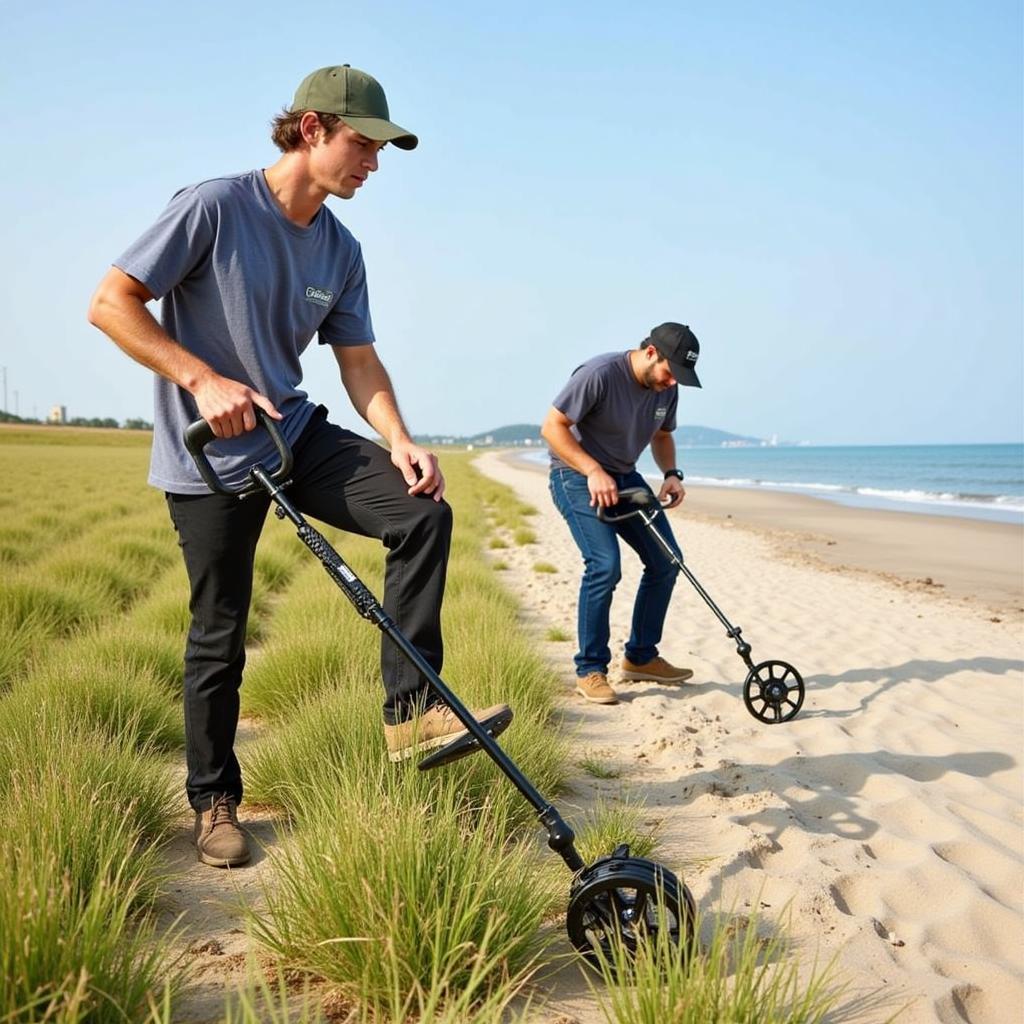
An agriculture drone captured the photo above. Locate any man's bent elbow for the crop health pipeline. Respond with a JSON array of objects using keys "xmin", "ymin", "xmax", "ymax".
[
  {"xmin": 88, "ymin": 269, "xmax": 148, "ymax": 331},
  {"xmin": 540, "ymin": 410, "xmax": 562, "ymax": 445},
  {"xmin": 86, "ymin": 287, "xmax": 109, "ymax": 330},
  {"xmin": 87, "ymin": 277, "xmax": 123, "ymax": 332}
]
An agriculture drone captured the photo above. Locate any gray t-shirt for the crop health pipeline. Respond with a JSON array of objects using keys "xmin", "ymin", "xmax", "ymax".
[
  {"xmin": 115, "ymin": 169, "xmax": 374, "ymax": 493},
  {"xmin": 549, "ymin": 352, "xmax": 678, "ymax": 474}
]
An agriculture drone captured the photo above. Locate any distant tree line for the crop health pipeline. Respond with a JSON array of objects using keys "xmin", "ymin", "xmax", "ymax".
[{"xmin": 0, "ymin": 411, "xmax": 153, "ymax": 430}]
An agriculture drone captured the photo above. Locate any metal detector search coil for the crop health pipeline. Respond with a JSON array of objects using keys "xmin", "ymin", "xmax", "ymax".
[{"xmin": 597, "ymin": 487, "xmax": 805, "ymax": 724}]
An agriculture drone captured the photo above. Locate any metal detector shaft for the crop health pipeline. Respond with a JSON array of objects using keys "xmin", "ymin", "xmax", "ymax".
[{"xmin": 251, "ymin": 464, "xmax": 586, "ymax": 873}]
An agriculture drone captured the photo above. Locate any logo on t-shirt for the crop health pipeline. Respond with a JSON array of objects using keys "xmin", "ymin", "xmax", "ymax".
[
  {"xmin": 305, "ymin": 286, "xmax": 335, "ymax": 308},
  {"xmin": 654, "ymin": 406, "xmax": 667, "ymax": 420}
]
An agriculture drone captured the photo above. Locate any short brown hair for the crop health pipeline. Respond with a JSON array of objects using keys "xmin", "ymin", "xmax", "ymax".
[{"xmin": 270, "ymin": 109, "xmax": 344, "ymax": 152}]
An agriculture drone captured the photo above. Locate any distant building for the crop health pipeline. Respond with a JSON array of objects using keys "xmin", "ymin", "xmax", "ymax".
[{"xmin": 48, "ymin": 405, "xmax": 66, "ymax": 424}]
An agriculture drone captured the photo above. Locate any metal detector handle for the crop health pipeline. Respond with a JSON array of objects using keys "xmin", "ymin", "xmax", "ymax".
[
  {"xmin": 595, "ymin": 487, "xmax": 663, "ymax": 523},
  {"xmin": 183, "ymin": 407, "xmax": 294, "ymax": 498}
]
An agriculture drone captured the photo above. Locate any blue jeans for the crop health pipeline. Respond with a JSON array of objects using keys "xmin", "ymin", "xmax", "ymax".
[{"xmin": 549, "ymin": 468, "xmax": 681, "ymax": 677}]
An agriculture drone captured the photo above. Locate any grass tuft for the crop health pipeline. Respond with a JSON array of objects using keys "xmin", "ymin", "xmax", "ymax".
[
  {"xmin": 574, "ymin": 797, "xmax": 660, "ymax": 863},
  {"xmin": 250, "ymin": 773, "xmax": 553, "ymax": 1016},
  {"xmin": 577, "ymin": 754, "xmax": 622, "ymax": 779},
  {"xmin": 590, "ymin": 902, "xmax": 846, "ymax": 1024}
]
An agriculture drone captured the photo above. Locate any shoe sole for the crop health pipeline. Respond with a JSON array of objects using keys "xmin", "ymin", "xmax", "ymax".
[
  {"xmin": 621, "ymin": 669, "xmax": 694, "ymax": 684},
  {"xmin": 575, "ymin": 686, "xmax": 619, "ymax": 705},
  {"xmin": 197, "ymin": 849, "xmax": 251, "ymax": 868},
  {"xmin": 388, "ymin": 727, "xmax": 468, "ymax": 763}
]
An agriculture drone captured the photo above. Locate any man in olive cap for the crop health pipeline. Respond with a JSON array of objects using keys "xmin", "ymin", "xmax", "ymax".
[
  {"xmin": 542, "ymin": 324, "xmax": 703, "ymax": 705},
  {"xmin": 89, "ymin": 65, "xmax": 506, "ymax": 868}
]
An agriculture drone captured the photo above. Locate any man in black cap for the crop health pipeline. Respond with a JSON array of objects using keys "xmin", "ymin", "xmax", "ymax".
[
  {"xmin": 542, "ymin": 324, "xmax": 702, "ymax": 705},
  {"xmin": 88, "ymin": 65, "xmax": 506, "ymax": 868}
]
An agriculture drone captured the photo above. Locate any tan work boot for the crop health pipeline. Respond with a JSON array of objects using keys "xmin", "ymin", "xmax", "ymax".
[
  {"xmin": 384, "ymin": 703, "xmax": 510, "ymax": 763},
  {"xmin": 194, "ymin": 793, "xmax": 250, "ymax": 868},
  {"xmin": 575, "ymin": 672, "xmax": 618, "ymax": 704},
  {"xmin": 621, "ymin": 656, "xmax": 694, "ymax": 685}
]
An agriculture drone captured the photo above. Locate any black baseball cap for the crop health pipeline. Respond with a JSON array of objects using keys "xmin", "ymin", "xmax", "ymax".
[{"xmin": 649, "ymin": 323, "xmax": 701, "ymax": 388}]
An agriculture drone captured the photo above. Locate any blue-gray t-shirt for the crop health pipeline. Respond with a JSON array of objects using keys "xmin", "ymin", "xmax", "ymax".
[
  {"xmin": 549, "ymin": 352, "xmax": 678, "ymax": 474},
  {"xmin": 115, "ymin": 169, "xmax": 374, "ymax": 493}
]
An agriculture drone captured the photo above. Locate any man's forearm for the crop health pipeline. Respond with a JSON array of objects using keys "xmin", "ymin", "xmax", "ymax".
[
  {"xmin": 89, "ymin": 287, "xmax": 214, "ymax": 393},
  {"xmin": 650, "ymin": 432, "xmax": 677, "ymax": 474},
  {"xmin": 342, "ymin": 361, "xmax": 411, "ymax": 446}
]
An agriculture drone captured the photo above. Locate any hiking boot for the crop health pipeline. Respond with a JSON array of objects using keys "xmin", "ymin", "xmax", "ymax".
[
  {"xmin": 621, "ymin": 656, "xmax": 694, "ymax": 685},
  {"xmin": 575, "ymin": 672, "xmax": 618, "ymax": 704},
  {"xmin": 384, "ymin": 702, "xmax": 511, "ymax": 763},
  {"xmin": 194, "ymin": 793, "xmax": 250, "ymax": 868}
]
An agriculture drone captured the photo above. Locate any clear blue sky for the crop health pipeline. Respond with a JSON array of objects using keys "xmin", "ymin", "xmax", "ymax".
[{"xmin": 1, "ymin": 1, "xmax": 1020, "ymax": 444}]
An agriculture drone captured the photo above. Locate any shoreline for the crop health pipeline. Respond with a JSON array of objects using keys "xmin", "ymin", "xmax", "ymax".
[
  {"xmin": 497, "ymin": 450, "xmax": 1023, "ymax": 617},
  {"xmin": 510, "ymin": 447, "xmax": 1024, "ymax": 525}
]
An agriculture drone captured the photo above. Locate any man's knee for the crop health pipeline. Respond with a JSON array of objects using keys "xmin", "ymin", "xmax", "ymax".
[
  {"xmin": 398, "ymin": 496, "xmax": 452, "ymax": 549},
  {"xmin": 647, "ymin": 557, "xmax": 679, "ymax": 583},
  {"xmin": 584, "ymin": 552, "xmax": 621, "ymax": 590},
  {"xmin": 187, "ymin": 607, "xmax": 250, "ymax": 666}
]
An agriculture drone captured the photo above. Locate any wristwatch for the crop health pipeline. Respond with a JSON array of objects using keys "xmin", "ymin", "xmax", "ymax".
[{"xmin": 663, "ymin": 468, "xmax": 684, "ymax": 481}]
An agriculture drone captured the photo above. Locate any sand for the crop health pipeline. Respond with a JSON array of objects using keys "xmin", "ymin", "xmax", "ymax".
[{"xmin": 475, "ymin": 450, "xmax": 1024, "ymax": 1024}]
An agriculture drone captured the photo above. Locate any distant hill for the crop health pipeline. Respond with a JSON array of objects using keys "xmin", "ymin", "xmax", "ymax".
[
  {"xmin": 676, "ymin": 425, "xmax": 765, "ymax": 447},
  {"xmin": 414, "ymin": 423, "xmax": 543, "ymax": 447},
  {"xmin": 414, "ymin": 423, "xmax": 770, "ymax": 448}
]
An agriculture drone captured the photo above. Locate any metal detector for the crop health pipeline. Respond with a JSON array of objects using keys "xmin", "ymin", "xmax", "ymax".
[{"xmin": 597, "ymin": 487, "xmax": 805, "ymax": 724}]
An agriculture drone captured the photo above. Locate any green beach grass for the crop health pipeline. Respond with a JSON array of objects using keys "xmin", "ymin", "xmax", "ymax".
[
  {"xmin": 0, "ymin": 430, "xmax": 851, "ymax": 1021},
  {"xmin": 590, "ymin": 902, "xmax": 847, "ymax": 1024}
]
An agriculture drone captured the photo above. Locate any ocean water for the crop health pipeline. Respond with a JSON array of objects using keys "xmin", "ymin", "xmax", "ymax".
[{"xmin": 522, "ymin": 443, "xmax": 1024, "ymax": 524}]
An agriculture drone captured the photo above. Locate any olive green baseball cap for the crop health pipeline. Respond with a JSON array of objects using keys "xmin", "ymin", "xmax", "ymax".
[{"xmin": 290, "ymin": 64, "xmax": 418, "ymax": 150}]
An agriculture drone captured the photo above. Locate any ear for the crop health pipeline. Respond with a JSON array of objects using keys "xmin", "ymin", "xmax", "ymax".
[{"xmin": 299, "ymin": 111, "xmax": 323, "ymax": 147}]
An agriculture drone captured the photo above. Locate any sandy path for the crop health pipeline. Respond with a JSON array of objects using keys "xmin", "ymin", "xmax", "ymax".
[{"xmin": 476, "ymin": 450, "xmax": 1024, "ymax": 1024}]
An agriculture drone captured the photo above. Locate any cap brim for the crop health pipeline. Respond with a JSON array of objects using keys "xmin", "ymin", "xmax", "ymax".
[
  {"xmin": 338, "ymin": 114, "xmax": 418, "ymax": 150},
  {"xmin": 668, "ymin": 361, "xmax": 701, "ymax": 388}
]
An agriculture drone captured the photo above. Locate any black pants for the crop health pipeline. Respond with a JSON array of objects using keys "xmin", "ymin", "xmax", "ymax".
[{"xmin": 165, "ymin": 408, "xmax": 452, "ymax": 810}]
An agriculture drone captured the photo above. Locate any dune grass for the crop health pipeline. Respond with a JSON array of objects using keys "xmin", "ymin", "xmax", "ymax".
[
  {"xmin": 250, "ymin": 772, "xmax": 555, "ymax": 1016},
  {"xmin": 577, "ymin": 754, "xmax": 623, "ymax": 779},
  {"xmin": 7, "ymin": 640, "xmax": 183, "ymax": 750},
  {"xmin": 0, "ymin": 435, "xmax": 185, "ymax": 1021},
  {"xmin": 573, "ymin": 797, "xmax": 661, "ymax": 864},
  {"xmin": 0, "ymin": 711, "xmax": 179, "ymax": 1022},
  {"xmin": 590, "ymin": 903, "xmax": 846, "ymax": 1024},
  {"xmin": 0, "ymin": 850, "xmax": 178, "ymax": 1024}
]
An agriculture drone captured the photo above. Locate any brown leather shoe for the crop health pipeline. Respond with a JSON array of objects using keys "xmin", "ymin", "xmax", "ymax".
[
  {"xmin": 621, "ymin": 656, "xmax": 694, "ymax": 685},
  {"xmin": 194, "ymin": 794, "xmax": 250, "ymax": 868},
  {"xmin": 575, "ymin": 672, "xmax": 618, "ymax": 704},
  {"xmin": 384, "ymin": 703, "xmax": 510, "ymax": 763}
]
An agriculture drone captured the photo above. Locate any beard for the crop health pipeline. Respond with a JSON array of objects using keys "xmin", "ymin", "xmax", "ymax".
[{"xmin": 641, "ymin": 364, "xmax": 660, "ymax": 389}]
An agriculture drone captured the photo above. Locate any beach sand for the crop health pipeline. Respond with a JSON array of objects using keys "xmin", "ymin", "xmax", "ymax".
[{"xmin": 474, "ymin": 450, "xmax": 1023, "ymax": 1024}]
